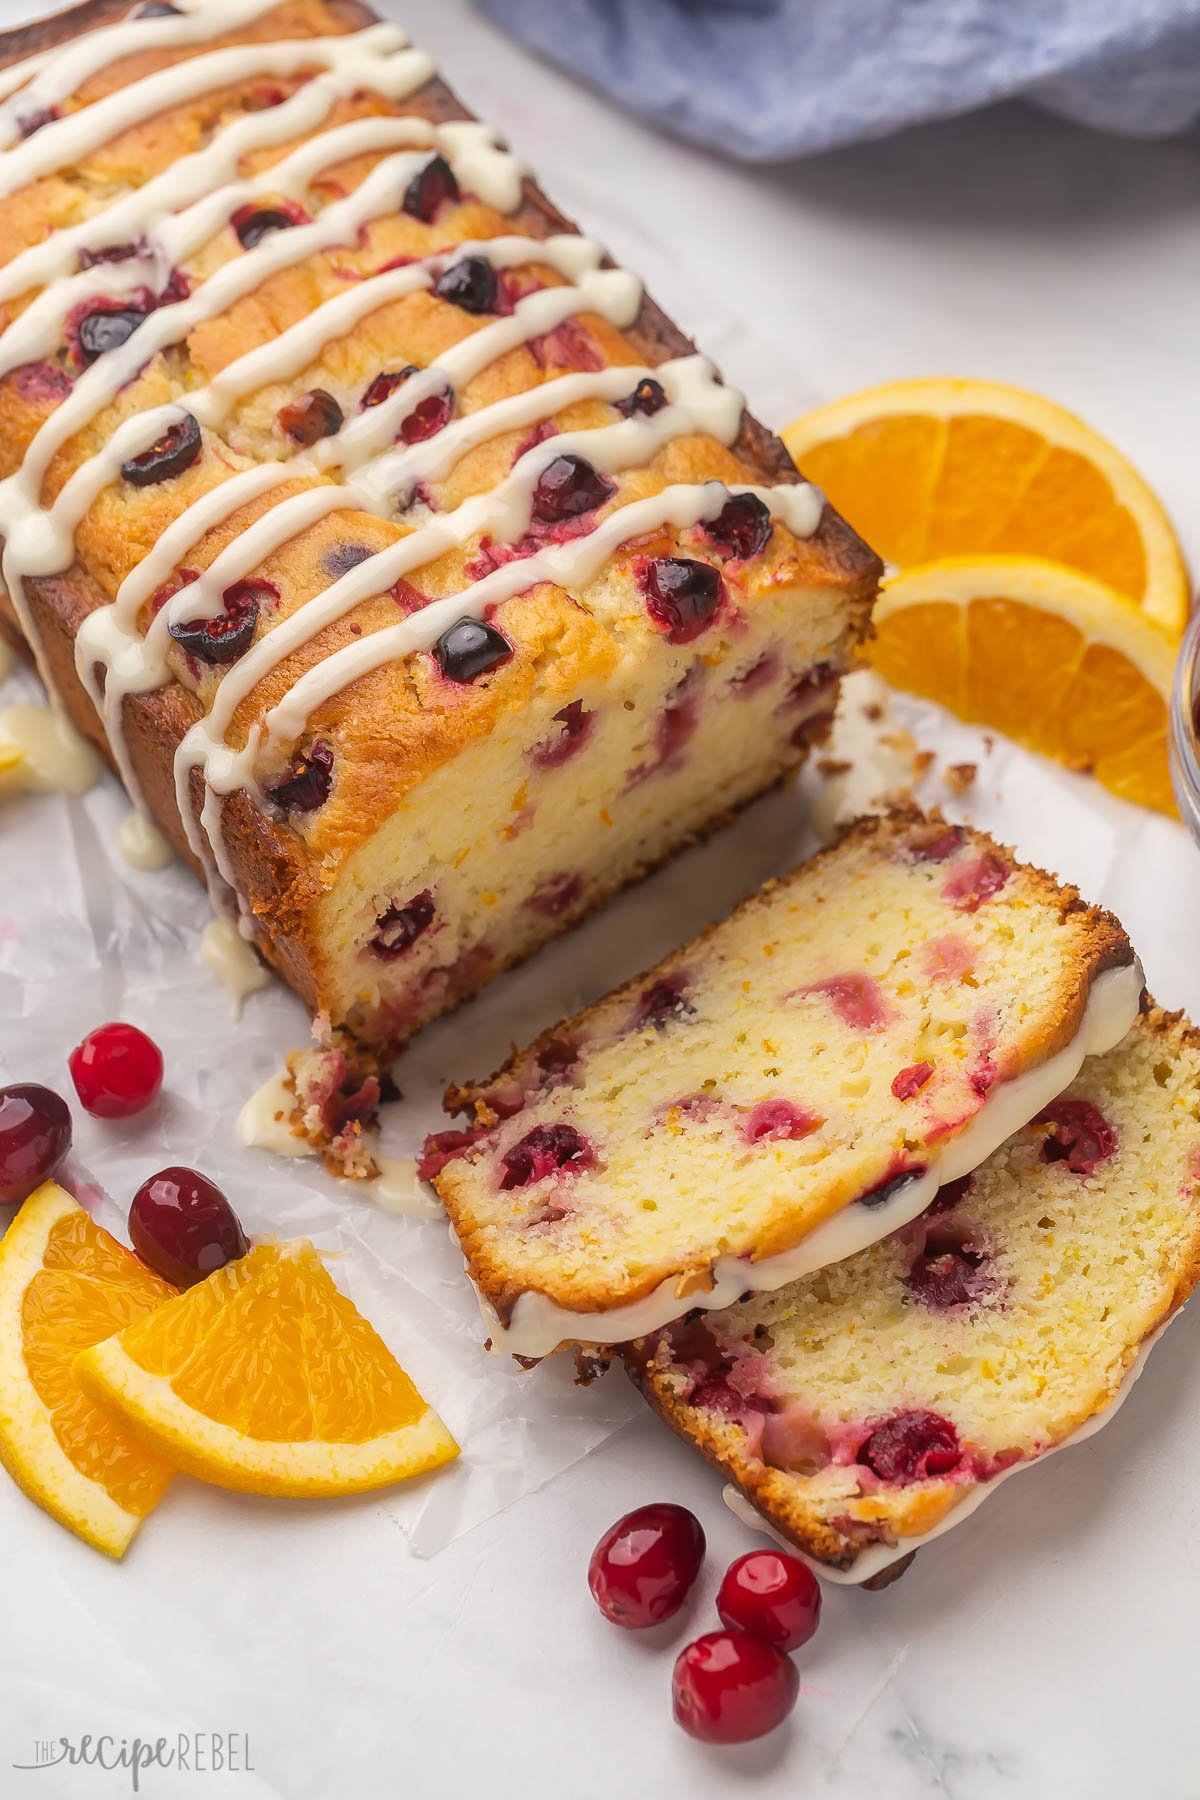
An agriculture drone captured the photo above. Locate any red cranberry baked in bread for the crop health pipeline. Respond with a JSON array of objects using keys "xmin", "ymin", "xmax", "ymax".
[
  {"xmin": 0, "ymin": 0, "xmax": 878, "ymax": 1086},
  {"xmin": 626, "ymin": 1008, "xmax": 1200, "ymax": 1581},
  {"xmin": 425, "ymin": 812, "xmax": 1141, "ymax": 1357}
]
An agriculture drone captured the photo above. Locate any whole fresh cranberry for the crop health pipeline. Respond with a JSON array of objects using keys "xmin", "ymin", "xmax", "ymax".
[
  {"xmin": 588, "ymin": 1502, "xmax": 705, "ymax": 1629},
  {"xmin": 0, "ymin": 1085, "xmax": 72, "ymax": 1204},
  {"xmin": 672, "ymin": 1630, "xmax": 799, "ymax": 1744},
  {"xmin": 129, "ymin": 1166, "xmax": 249, "ymax": 1287},
  {"xmin": 68, "ymin": 1022, "xmax": 163, "ymax": 1119},
  {"xmin": 360, "ymin": 366, "xmax": 454, "ymax": 443},
  {"xmin": 400, "ymin": 385, "xmax": 454, "ymax": 445},
  {"xmin": 360, "ymin": 367, "xmax": 412, "ymax": 411},
  {"xmin": 717, "ymin": 1550, "xmax": 822, "ymax": 1652}
]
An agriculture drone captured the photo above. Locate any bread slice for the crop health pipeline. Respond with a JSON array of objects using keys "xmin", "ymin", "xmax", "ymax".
[
  {"xmin": 625, "ymin": 1008, "xmax": 1200, "ymax": 1581},
  {"xmin": 426, "ymin": 810, "xmax": 1141, "ymax": 1356}
]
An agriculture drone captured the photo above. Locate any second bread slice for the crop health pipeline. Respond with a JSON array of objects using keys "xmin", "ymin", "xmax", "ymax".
[
  {"xmin": 425, "ymin": 811, "xmax": 1141, "ymax": 1356},
  {"xmin": 624, "ymin": 1008, "xmax": 1200, "ymax": 1581}
]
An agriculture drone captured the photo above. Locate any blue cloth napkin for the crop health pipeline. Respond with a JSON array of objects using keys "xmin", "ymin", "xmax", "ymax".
[{"xmin": 476, "ymin": 0, "xmax": 1200, "ymax": 159}]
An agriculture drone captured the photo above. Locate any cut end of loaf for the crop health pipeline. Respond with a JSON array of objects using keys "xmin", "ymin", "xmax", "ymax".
[{"xmin": 304, "ymin": 573, "xmax": 857, "ymax": 1054}]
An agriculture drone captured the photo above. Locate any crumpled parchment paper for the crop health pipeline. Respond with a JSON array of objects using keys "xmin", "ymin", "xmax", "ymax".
[{"xmin": 1, "ymin": 655, "xmax": 1196, "ymax": 1564}]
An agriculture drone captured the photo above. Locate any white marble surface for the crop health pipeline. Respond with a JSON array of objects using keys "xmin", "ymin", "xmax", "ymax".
[{"xmin": 2, "ymin": 2, "xmax": 1200, "ymax": 1795}]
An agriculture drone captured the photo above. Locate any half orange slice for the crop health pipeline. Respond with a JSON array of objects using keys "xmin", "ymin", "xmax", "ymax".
[
  {"xmin": 76, "ymin": 1241, "xmax": 459, "ymax": 1497},
  {"xmin": 0, "ymin": 1182, "xmax": 176, "ymax": 1556},
  {"xmin": 785, "ymin": 378, "xmax": 1189, "ymax": 636},
  {"xmin": 869, "ymin": 554, "xmax": 1177, "ymax": 815}
]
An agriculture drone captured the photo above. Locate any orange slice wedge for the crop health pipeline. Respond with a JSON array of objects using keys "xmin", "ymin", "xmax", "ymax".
[
  {"xmin": 75, "ymin": 1242, "xmax": 458, "ymax": 1497},
  {"xmin": 0, "ymin": 1182, "xmax": 176, "ymax": 1557},
  {"xmin": 784, "ymin": 378, "xmax": 1189, "ymax": 636},
  {"xmin": 868, "ymin": 554, "xmax": 1177, "ymax": 815}
]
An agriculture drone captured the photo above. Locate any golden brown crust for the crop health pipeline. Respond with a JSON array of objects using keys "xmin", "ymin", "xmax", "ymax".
[{"xmin": 0, "ymin": 0, "xmax": 879, "ymax": 1043}]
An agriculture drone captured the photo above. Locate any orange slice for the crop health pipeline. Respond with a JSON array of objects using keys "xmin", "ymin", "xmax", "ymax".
[
  {"xmin": 0, "ymin": 1182, "xmax": 176, "ymax": 1557},
  {"xmin": 869, "ymin": 555, "xmax": 1177, "ymax": 815},
  {"xmin": 75, "ymin": 1241, "xmax": 458, "ymax": 1497},
  {"xmin": 784, "ymin": 379, "xmax": 1189, "ymax": 636}
]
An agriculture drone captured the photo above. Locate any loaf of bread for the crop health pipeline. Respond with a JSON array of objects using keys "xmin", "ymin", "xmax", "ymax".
[
  {"xmin": 425, "ymin": 811, "xmax": 1141, "ymax": 1358},
  {"xmin": 625, "ymin": 1008, "xmax": 1200, "ymax": 1581},
  {"xmin": 0, "ymin": 0, "xmax": 878, "ymax": 1110}
]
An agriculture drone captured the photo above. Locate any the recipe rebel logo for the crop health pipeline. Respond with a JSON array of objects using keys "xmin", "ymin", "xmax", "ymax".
[{"xmin": 12, "ymin": 1733, "xmax": 255, "ymax": 1790}]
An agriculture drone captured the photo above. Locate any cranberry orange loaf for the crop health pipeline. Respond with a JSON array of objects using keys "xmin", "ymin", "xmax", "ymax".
[
  {"xmin": 425, "ymin": 812, "xmax": 1142, "ymax": 1358},
  {"xmin": 626, "ymin": 1008, "xmax": 1200, "ymax": 1581},
  {"xmin": 0, "ymin": 0, "xmax": 878, "ymax": 1067}
]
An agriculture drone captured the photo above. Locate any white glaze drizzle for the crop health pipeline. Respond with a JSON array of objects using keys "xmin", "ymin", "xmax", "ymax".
[
  {"xmin": 0, "ymin": 117, "xmax": 522, "ymax": 374},
  {"xmin": 0, "ymin": 0, "xmax": 281, "ymax": 146},
  {"xmin": 236, "ymin": 1067, "xmax": 310, "ymax": 1155},
  {"xmin": 0, "ymin": 71, "xmax": 515, "ymax": 306},
  {"xmin": 0, "ymin": 699, "xmax": 101, "ymax": 796},
  {"xmin": 199, "ymin": 914, "xmax": 269, "ymax": 1014},
  {"xmin": 115, "ymin": 807, "xmax": 173, "ymax": 870},
  {"xmin": 0, "ymin": 57, "xmax": 49, "ymax": 108},
  {"xmin": 0, "ymin": 8, "xmax": 824, "ymax": 941},
  {"xmin": 183, "ymin": 354, "xmax": 738, "ymax": 734},
  {"xmin": 363, "ymin": 1155, "xmax": 441, "ymax": 1216},
  {"xmin": 72, "ymin": 247, "xmax": 644, "ymax": 813},
  {"xmin": 0, "ymin": 21, "xmax": 439, "ymax": 690},
  {"xmin": 0, "ymin": 25, "xmax": 427, "ymax": 199},
  {"xmin": 261, "ymin": 478, "xmax": 820, "ymax": 752}
]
